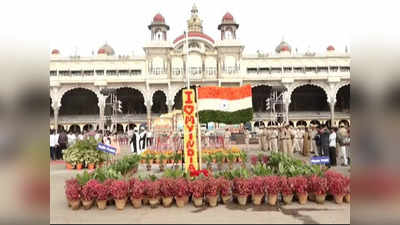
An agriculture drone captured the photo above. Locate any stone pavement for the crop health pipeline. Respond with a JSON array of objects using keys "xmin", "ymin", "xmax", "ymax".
[{"xmin": 50, "ymin": 144, "xmax": 350, "ymax": 224}]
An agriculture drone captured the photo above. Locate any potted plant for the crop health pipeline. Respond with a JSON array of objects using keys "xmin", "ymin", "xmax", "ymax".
[
  {"xmin": 110, "ymin": 180, "xmax": 129, "ymax": 210},
  {"xmin": 129, "ymin": 179, "xmax": 145, "ymax": 208},
  {"xmin": 264, "ymin": 176, "xmax": 280, "ymax": 206},
  {"xmin": 204, "ymin": 177, "xmax": 219, "ymax": 207},
  {"xmin": 293, "ymin": 176, "xmax": 309, "ymax": 205},
  {"xmin": 65, "ymin": 178, "xmax": 81, "ymax": 210},
  {"xmin": 94, "ymin": 183, "xmax": 109, "ymax": 210},
  {"xmin": 239, "ymin": 151, "xmax": 247, "ymax": 168},
  {"xmin": 174, "ymin": 178, "xmax": 189, "ymax": 208},
  {"xmin": 103, "ymin": 178, "xmax": 115, "ymax": 206},
  {"xmin": 250, "ymin": 176, "xmax": 264, "ymax": 205},
  {"xmin": 189, "ymin": 179, "xmax": 205, "ymax": 207},
  {"xmin": 218, "ymin": 177, "xmax": 232, "ymax": 204},
  {"xmin": 344, "ymin": 176, "xmax": 350, "ymax": 203},
  {"xmin": 144, "ymin": 154, "xmax": 153, "ymax": 171},
  {"xmin": 159, "ymin": 178, "xmax": 175, "ymax": 207},
  {"xmin": 227, "ymin": 151, "xmax": 235, "ymax": 170},
  {"xmin": 159, "ymin": 154, "xmax": 167, "ymax": 172},
  {"xmin": 308, "ymin": 175, "xmax": 328, "ymax": 204},
  {"xmin": 215, "ymin": 152, "xmax": 224, "ymax": 171},
  {"xmin": 250, "ymin": 155, "xmax": 258, "ymax": 166},
  {"xmin": 233, "ymin": 178, "xmax": 251, "ymax": 206},
  {"xmin": 328, "ymin": 176, "xmax": 346, "ymax": 204},
  {"xmin": 280, "ymin": 176, "xmax": 295, "ymax": 205},
  {"xmin": 80, "ymin": 179, "xmax": 98, "ymax": 209},
  {"xmin": 146, "ymin": 180, "xmax": 161, "ymax": 208}
]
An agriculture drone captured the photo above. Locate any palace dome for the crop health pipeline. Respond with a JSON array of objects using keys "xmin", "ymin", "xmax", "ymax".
[
  {"xmin": 97, "ymin": 43, "xmax": 115, "ymax": 55},
  {"xmin": 275, "ymin": 40, "xmax": 292, "ymax": 53},
  {"xmin": 153, "ymin": 13, "xmax": 165, "ymax": 23},
  {"xmin": 327, "ymin": 45, "xmax": 335, "ymax": 51},
  {"xmin": 51, "ymin": 49, "xmax": 60, "ymax": 55},
  {"xmin": 222, "ymin": 12, "xmax": 234, "ymax": 22}
]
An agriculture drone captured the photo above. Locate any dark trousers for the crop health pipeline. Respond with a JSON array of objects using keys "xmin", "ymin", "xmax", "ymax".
[
  {"xmin": 147, "ymin": 137, "xmax": 152, "ymax": 146},
  {"xmin": 329, "ymin": 146, "xmax": 337, "ymax": 166},
  {"xmin": 50, "ymin": 147, "xmax": 57, "ymax": 160},
  {"xmin": 320, "ymin": 145, "xmax": 329, "ymax": 156},
  {"xmin": 58, "ymin": 143, "xmax": 67, "ymax": 160}
]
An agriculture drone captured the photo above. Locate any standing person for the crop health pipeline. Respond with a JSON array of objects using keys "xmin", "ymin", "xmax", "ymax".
[
  {"xmin": 292, "ymin": 127, "xmax": 301, "ymax": 154},
  {"xmin": 303, "ymin": 127, "xmax": 311, "ymax": 156},
  {"xmin": 50, "ymin": 129, "xmax": 57, "ymax": 160},
  {"xmin": 265, "ymin": 127, "xmax": 271, "ymax": 151},
  {"xmin": 298, "ymin": 127, "xmax": 305, "ymax": 153},
  {"xmin": 224, "ymin": 128, "xmax": 231, "ymax": 150},
  {"xmin": 139, "ymin": 127, "xmax": 147, "ymax": 153},
  {"xmin": 319, "ymin": 125, "xmax": 331, "ymax": 157},
  {"xmin": 78, "ymin": 131, "xmax": 84, "ymax": 141},
  {"xmin": 259, "ymin": 125, "xmax": 266, "ymax": 151},
  {"xmin": 147, "ymin": 129, "xmax": 153, "ymax": 148},
  {"xmin": 337, "ymin": 124, "xmax": 349, "ymax": 166},
  {"xmin": 270, "ymin": 126, "xmax": 279, "ymax": 153},
  {"xmin": 57, "ymin": 129, "xmax": 68, "ymax": 160},
  {"xmin": 310, "ymin": 125, "xmax": 318, "ymax": 154},
  {"xmin": 314, "ymin": 127, "xmax": 322, "ymax": 156},
  {"xmin": 281, "ymin": 125, "xmax": 292, "ymax": 157},
  {"xmin": 329, "ymin": 127, "xmax": 338, "ymax": 166}
]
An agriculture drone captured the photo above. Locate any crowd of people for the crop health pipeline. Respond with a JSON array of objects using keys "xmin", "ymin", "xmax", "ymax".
[{"xmin": 257, "ymin": 123, "xmax": 351, "ymax": 167}]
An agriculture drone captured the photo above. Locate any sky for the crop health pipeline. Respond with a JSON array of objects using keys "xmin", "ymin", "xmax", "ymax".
[{"xmin": 45, "ymin": 0, "xmax": 354, "ymax": 56}]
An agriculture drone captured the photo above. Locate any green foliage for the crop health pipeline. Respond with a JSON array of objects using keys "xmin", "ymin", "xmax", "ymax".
[
  {"xmin": 216, "ymin": 168, "xmax": 250, "ymax": 180},
  {"xmin": 215, "ymin": 152, "xmax": 224, "ymax": 164},
  {"xmin": 159, "ymin": 153, "xmax": 167, "ymax": 163},
  {"xmin": 252, "ymin": 163, "xmax": 273, "ymax": 176},
  {"xmin": 239, "ymin": 151, "xmax": 248, "ymax": 163},
  {"xmin": 227, "ymin": 151, "xmax": 235, "ymax": 162},
  {"xmin": 163, "ymin": 168, "xmax": 185, "ymax": 179},
  {"xmin": 144, "ymin": 154, "xmax": 154, "ymax": 164},
  {"xmin": 199, "ymin": 108, "xmax": 253, "ymax": 124},
  {"xmin": 173, "ymin": 152, "xmax": 182, "ymax": 161},
  {"xmin": 63, "ymin": 137, "xmax": 107, "ymax": 166},
  {"xmin": 76, "ymin": 170, "xmax": 92, "ymax": 186}
]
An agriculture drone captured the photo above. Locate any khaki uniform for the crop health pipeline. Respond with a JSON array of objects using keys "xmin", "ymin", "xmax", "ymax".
[
  {"xmin": 303, "ymin": 130, "xmax": 311, "ymax": 156},
  {"xmin": 310, "ymin": 128, "xmax": 318, "ymax": 154},
  {"xmin": 259, "ymin": 128, "xmax": 266, "ymax": 151},
  {"xmin": 280, "ymin": 128, "xmax": 292, "ymax": 157},
  {"xmin": 270, "ymin": 129, "xmax": 279, "ymax": 153},
  {"xmin": 265, "ymin": 128, "xmax": 271, "ymax": 151}
]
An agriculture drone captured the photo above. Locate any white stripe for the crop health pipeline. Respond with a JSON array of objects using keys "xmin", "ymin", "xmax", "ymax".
[{"xmin": 197, "ymin": 97, "xmax": 252, "ymax": 112}]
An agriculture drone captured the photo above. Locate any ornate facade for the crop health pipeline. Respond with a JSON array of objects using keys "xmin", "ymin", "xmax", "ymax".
[{"xmin": 49, "ymin": 4, "xmax": 350, "ymax": 132}]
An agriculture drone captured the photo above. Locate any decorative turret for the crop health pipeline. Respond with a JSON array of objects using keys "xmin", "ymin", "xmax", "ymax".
[
  {"xmin": 148, "ymin": 13, "xmax": 170, "ymax": 41},
  {"xmin": 187, "ymin": 4, "xmax": 203, "ymax": 33},
  {"xmin": 218, "ymin": 12, "xmax": 239, "ymax": 40}
]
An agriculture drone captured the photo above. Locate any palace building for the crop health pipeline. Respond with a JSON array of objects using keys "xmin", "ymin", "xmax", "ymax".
[{"xmin": 49, "ymin": 4, "xmax": 350, "ymax": 133}]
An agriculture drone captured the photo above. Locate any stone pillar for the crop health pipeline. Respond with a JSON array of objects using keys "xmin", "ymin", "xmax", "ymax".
[
  {"xmin": 328, "ymin": 95, "xmax": 336, "ymax": 128},
  {"xmin": 51, "ymin": 100, "xmax": 61, "ymax": 132},
  {"xmin": 145, "ymin": 100, "xmax": 152, "ymax": 129},
  {"xmin": 98, "ymin": 95, "xmax": 107, "ymax": 132}
]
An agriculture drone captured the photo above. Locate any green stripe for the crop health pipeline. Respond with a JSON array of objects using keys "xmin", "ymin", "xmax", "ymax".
[{"xmin": 198, "ymin": 108, "xmax": 253, "ymax": 124}]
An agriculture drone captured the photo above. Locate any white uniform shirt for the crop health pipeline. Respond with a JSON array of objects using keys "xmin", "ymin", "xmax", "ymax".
[
  {"xmin": 50, "ymin": 134, "xmax": 56, "ymax": 147},
  {"xmin": 329, "ymin": 132, "xmax": 337, "ymax": 147}
]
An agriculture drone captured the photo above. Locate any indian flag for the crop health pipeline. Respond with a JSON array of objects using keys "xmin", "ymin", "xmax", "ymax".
[{"xmin": 197, "ymin": 85, "xmax": 253, "ymax": 124}]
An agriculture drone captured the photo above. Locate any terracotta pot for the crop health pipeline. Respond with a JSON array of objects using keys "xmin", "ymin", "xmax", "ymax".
[
  {"xmin": 175, "ymin": 196, "xmax": 186, "ymax": 208},
  {"xmin": 344, "ymin": 193, "xmax": 350, "ymax": 203},
  {"xmin": 283, "ymin": 194, "xmax": 294, "ymax": 205},
  {"xmin": 155, "ymin": 159, "xmax": 160, "ymax": 164},
  {"xmin": 237, "ymin": 195, "xmax": 248, "ymax": 206},
  {"xmin": 252, "ymin": 194, "xmax": 264, "ymax": 205},
  {"xmin": 115, "ymin": 198, "xmax": 127, "ymax": 210},
  {"xmin": 66, "ymin": 163, "xmax": 74, "ymax": 169},
  {"xmin": 315, "ymin": 194, "xmax": 326, "ymax": 204},
  {"xmin": 82, "ymin": 199, "xmax": 93, "ymax": 210},
  {"xmin": 88, "ymin": 163, "xmax": 95, "ymax": 170},
  {"xmin": 207, "ymin": 195, "xmax": 218, "ymax": 207},
  {"xmin": 70, "ymin": 199, "xmax": 80, "ymax": 210},
  {"xmin": 178, "ymin": 160, "xmax": 182, "ymax": 164},
  {"xmin": 149, "ymin": 197, "xmax": 160, "ymax": 208},
  {"xmin": 334, "ymin": 194, "xmax": 345, "ymax": 204},
  {"xmin": 140, "ymin": 159, "xmax": 144, "ymax": 164},
  {"xmin": 212, "ymin": 159, "xmax": 216, "ymax": 163},
  {"xmin": 267, "ymin": 194, "xmax": 278, "ymax": 206},
  {"xmin": 193, "ymin": 197, "xmax": 203, "ymax": 207},
  {"xmin": 162, "ymin": 160, "xmax": 168, "ymax": 164},
  {"xmin": 183, "ymin": 195, "xmax": 189, "ymax": 204},
  {"xmin": 143, "ymin": 197, "xmax": 149, "ymax": 205},
  {"xmin": 297, "ymin": 193, "xmax": 308, "ymax": 205},
  {"xmin": 76, "ymin": 163, "xmax": 83, "ymax": 170},
  {"xmin": 162, "ymin": 197, "xmax": 173, "ymax": 207},
  {"xmin": 159, "ymin": 164, "xmax": 165, "ymax": 172},
  {"xmin": 221, "ymin": 195, "xmax": 231, "ymax": 204},
  {"xmin": 130, "ymin": 197, "xmax": 142, "ymax": 208},
  {"xmin": 146, "ymin": 164, "xmax": 152, "ymax": 171},
  {"xmin": 237, "ymin": 158, "xmax": 242, "ymax": 163},
  {"xmin": 96, "ymin": 199, "xmax": 107, "ymax": 210}
]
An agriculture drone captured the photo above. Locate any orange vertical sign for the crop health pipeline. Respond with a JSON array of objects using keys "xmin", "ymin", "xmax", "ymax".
[{"xmin": 182, "ymin": 89, "xmax": 198, "ymax": 173}]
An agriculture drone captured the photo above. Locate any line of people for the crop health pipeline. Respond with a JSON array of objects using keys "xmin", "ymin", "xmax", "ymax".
[{"xmin": 258, "ymin": 123, "xmax": 351, "ymax": 167}]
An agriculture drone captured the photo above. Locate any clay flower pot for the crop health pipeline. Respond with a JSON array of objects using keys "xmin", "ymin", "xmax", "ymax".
[
  {"xmin": 146, "ymin": 164, "xmax": 152, "ymax": 171},
  {"xmin": 149, "ymin": 197, "xmax": 160, "ymax": 208},
  {"xmin": 252, "ymin": 194, "xmax": 264, "ymax": 205},
  {"xmin": 297, "ymin": 193, "xmax": 308, "ymax": 205},
  {"xmin": 237, "ymin": 195, "xmax": 248, "ymax": 206},
  {"xmin": 162, "ymin": 197, "xmax": 173, "ymax": 208},
  {"xmin": 207, "ymin": 195, "xmax": 218, "ymax": 207},
  {"xmin": 315, "ymin": 194, "xmax": 326, "ymax": 204},
  {"xmin": 81, "ymin": 200, "xmax": 93, "ymax": 210},
  {"xmin": 267, "ymin": 194, "xmax": 278, "ymax": 206},
  {"xmin": 334, "ymin": 194, "xmax": 345, "ymax": 204},
  {"xmin": 70, "ymin": 199, "xmax": 80, "ymax": 210},
  {"xmin": 175, "ymin": 196, "xmax": 186, "ymax": 208},
  {"xmin": 130, "ymin": 197, "xmax": 142, "ymax": 208},
  {"xmin": 344, "ymin": 193, "xmax": 350, "ymax": 203},
  {"xmin": 308, "ymin": 192, "xmax": 316, "ymax": 201},
  {"xmin": 96, "ymin": 200, "xmax": 107, "ymax": 210},
  {"xmin": 88, "ymin": 163, "xmax": 95, "ymax": 170},
  {"xmin": 183, "ymin": 195, "xmax": 189, "ymax": 204},
  {"xmin": 159, "ymin": 164, "xmax": 165, "ymax": 172},
  {"xmin": 221, "ymin": 195, "xmax": 231, "ymax": 204},
  {"xmin": 76, "ymin": 163, "xmax": 83, "ymax": 170},
  {"xmin": 143, "ymin": 197, "xmax": 149, "ymax": 205},
  {"xmin": 65, "ymin": 163, "xmax": 74, "ymax": 170},
  {"xmin": 115, "ymin": 198, "xmax": 127, "ymax": 210},
  {"xmin": 192, "ymin": 197, "xmax": 203, "ymax": 207},
  {"xmin": 283, "ymin": 194, "xmax": 294, "ymax": 205}
]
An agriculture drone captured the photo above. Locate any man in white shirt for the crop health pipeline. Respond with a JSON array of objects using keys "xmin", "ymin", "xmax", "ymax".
[
  {"xmin": 50, "ymin": 129, "xmax": 57, "ymax": 160},
  {"xmin": 328, "ymin": 127, "xmax": 337, "ymax": 167}
]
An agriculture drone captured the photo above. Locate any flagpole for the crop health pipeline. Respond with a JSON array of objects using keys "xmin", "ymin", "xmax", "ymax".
[{"xmin": 185, "ymin": 30, "xmax": 190, "ymax": 89}]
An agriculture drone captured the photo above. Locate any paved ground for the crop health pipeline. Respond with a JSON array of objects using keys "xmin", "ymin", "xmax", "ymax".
[{"xmin": 50, "ymin": 144, "xmax": 350, "ymax": 224}]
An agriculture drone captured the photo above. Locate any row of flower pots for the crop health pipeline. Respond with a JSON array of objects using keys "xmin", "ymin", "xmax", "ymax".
[
  {"xmin": 65, "ymin": 162, "xmax": 104, "ymax": 170},
  {"xmin": 65, "ymin": 171, "xmax": 350, "ymax": 211}
]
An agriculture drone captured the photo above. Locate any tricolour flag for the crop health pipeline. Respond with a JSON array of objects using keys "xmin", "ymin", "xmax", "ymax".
[{"xmin": 197, "ymin": 85, "xmax": 253, "ymax": 124}]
